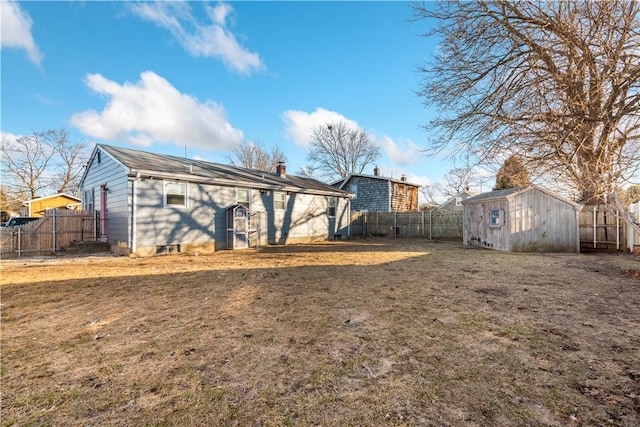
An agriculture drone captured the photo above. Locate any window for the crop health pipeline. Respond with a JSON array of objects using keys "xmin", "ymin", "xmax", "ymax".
[
  {"xmin": 455, "ymin": 196, "xmax": 463, "ymax": 206},
  {"xmin": 237, "ymin": 188, "xmax": 250, "ymax": 209},
  {"xmin": 165, "ymin": 181, "xmax": 187, "ymax": 207},
  {"xmin": 83, "ymin": 188, "xmax": 95, "ymax": 211},
  {"xmin": 327, "ymin": 197, "xmax": 336, "ymax": 217},
  {"xmin": 274, "ymin": 191, "xmax": 286, "ymax": 210},
  {"xmin": 403, "ymin": 186, "xmax": 408, "ymax": 197},
  {"xmin": 393, "ymin": 183, "xmax": 399, "ymax": 196},
  {"xmin": 349, "ymin": 183, "xmax": 357, "ymax": 199},
  {"xmin": 490, "ymin": 209, "xmax": 503, "ymax": 227}
]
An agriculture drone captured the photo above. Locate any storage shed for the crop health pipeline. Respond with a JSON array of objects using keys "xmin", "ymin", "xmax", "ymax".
[{"xmin": 462, "ymin": 185, "xmax": 582, "ymax": 252}]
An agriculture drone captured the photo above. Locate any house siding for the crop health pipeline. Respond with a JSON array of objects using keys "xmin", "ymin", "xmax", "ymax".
[
  {"xmin": 81, "ymin": 151, "xmax": 129, "ymax": 247},
  {"xmin": 81, "ymin": 145, "xmax": 351, "ymax": 256},
  {"xmin": 391, "ymin": 183, "xmax": 419, "ymax": 212},
  {"xmin": 349, "ymin": 177, "xmax": 390, "ymax": 212}
]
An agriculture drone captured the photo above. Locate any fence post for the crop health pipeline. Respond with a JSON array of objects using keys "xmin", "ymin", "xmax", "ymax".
[
  {"xmin": 429, "ymin": 211, "xmax": 433, "ymax": 240},
  {"xmin": 616, "ymin": 209, "xmax": 620, "ymax": 250},
  {"xmin": 17, "ymin": 227, "xmax": 22, "ymax": 258},
  {"xmin": 593, "ymin": 206, "xmax": 597, "ymax": 249},
  {"xmin": 52, "ymin": 209, "xmax": 57, "ymax": 252}
]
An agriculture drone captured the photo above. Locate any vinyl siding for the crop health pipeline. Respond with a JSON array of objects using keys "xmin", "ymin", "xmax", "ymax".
[{"xmin": 80, "ymin": 150, "xmax": 129, "ymax": 246}]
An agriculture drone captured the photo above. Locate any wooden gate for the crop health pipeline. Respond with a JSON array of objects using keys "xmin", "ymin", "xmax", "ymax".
[{"xmin": 579, "ymin": 205, "xmax": 626, "ymax": 252}]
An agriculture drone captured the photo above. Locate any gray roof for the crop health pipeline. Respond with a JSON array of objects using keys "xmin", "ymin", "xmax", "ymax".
[
  {"xmin": 333, "ymin": 173, "xmax": 421, "ymax": 189},
  {"xmin": 464, "ymin": 187, "xmax": 526, "ymax": 203},
  {"xmin": 463, "ymin": 184, "xmax": 583, "ymax": 210},
  {"xmin": 95, "ymin": 144, "xmax": 349, "ymax": 197}
]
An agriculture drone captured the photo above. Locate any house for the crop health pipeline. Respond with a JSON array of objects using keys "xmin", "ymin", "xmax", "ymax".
[
  {"xmin": 79, "ymin": 144, "xmax": 351, "ymax": 256},
  {"xmin": 437, "ymin": 189, "xmax": 477, "ymax": 212},
  {"xmin": 462, "ymin": 185, "xmax": 582, "ymax": 252},
  {"xmin": 332, "ymin": 167, "xmax": 420, "ymax": 212},
  {"xmin": 22, "ymin": 193, "xmax": 82, "ymax": 217}
]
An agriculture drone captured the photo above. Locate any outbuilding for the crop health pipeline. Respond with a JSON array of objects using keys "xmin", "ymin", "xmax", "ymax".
[{"xmin": 462, "ymin": 185, "xmax": 582, "ymax": 252}]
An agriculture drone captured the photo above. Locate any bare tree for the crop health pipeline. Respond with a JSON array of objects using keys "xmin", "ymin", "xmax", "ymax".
[
  {"xmin": 0, "ymin": 129, "xmax": 88, "ymax": 200},
  {"xmin": 414, "ymin": 1, "xmax": 640, "ymax": 210},
  {"xmin": 305, "ymin": 122, "xmax": 380, "ymax": 180},
  {"xmin": 436, "ymin": 167, "xmax": 477, "ymax": 199},
  {"xmin": 494, "ymin": 156, "xmax": 531, "ymax": 190},
  {"xmin": 228, "ymin": 140, "xmax": 288, "ymax": 172}
]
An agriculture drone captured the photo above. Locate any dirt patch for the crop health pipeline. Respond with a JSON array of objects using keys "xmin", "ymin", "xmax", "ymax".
[{"xmin": 2, "ymin": 238, "xmax": 639, "ymax": 426}]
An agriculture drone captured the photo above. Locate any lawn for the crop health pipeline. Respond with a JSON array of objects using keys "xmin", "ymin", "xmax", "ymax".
[{"xmin": 1, "ymin": 238, "xmax": 639, "ymax": 426}]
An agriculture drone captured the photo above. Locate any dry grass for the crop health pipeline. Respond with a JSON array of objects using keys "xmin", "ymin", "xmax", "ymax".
[{"xmin": 1, "ymin": 238, "xmax": 639, "ymax": 426}]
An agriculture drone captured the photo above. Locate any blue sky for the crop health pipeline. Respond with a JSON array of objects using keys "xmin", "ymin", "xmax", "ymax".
[{"xmin": 1, "ymin": 1, "xmax": 471, "ymax": 202}]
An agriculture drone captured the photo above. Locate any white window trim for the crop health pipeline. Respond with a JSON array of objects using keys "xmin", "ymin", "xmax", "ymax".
[
  {"xmin": 327, "ymin": 196, "xmax": 337, "ymax": 218},
  {"xmin": 164, "ymin": 180, "xmax": 188, "ymax": 208},
  {"xmin": 274, "ymin": 191, "xmax": 286, "ymax": 210},
  {"xmin": 489, "ymin": 208, "xmax": 503, "ymax": 228},
  {"xmin": 236, "ymin": 187, "xmax": 251, "ymax": 209}
]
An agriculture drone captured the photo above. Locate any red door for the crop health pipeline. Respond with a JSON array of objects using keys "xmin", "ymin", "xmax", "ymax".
[{"xmin": 100, "ymin": 184, "xmax": 108, "ymax": 236}]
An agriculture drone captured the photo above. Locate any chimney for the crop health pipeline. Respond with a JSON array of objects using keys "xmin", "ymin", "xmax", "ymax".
[
  {"xmin": 401, "ymin": 175, "xmax": 407, "ymax": 182},
  {"xmin": 374, "ymin": 166, "xmax": 381, "ymax": 176},
  {"xmin": 276, "ymin": 161, "xmax": 286, "ymax": 178}
]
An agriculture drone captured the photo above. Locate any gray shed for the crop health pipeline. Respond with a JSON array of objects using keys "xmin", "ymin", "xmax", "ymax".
[{"xmin": 462, "ymin": 185, "xmax": 582, "ymax": 252}]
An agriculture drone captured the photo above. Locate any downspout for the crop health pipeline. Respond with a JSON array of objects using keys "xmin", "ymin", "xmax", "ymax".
[{"xmin": 347, "ymin": 197, "xmax": 351, "ymax": 237}]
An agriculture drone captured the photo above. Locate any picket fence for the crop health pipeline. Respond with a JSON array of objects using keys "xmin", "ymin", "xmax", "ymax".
[{"xmin": 0, "ymin": 210, "xmax": 99, "ymax": 259}]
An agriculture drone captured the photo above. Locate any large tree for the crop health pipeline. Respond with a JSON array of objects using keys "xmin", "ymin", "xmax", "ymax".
[
  {"xmin": 304, "ymin": 122, "xmax": 380, "ymax": 180},
  {"xmin": 494, "ymin": 155, "xmax": 531, "ymax": 190},
  {"xmin": 414, "ymin": 1, "xmax": 640, "ymax": 207},
  {"xmin": 0, "ymin": 129, "xmax": 88, "ymax": 200},
  {"xmin": 228, "ymin": 140, "xmax": 288, "ymax": 172}
]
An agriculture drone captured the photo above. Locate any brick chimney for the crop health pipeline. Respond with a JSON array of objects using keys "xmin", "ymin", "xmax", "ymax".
[{"xmin": 276, "ymin": 161, "xmax": 286, "ymax": 178}]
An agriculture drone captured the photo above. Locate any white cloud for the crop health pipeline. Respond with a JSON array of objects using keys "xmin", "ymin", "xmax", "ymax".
[
  {"xmin": 281, "ymin": 108, "xmax": 360, "ymax": 147},
  {"xmin": 372, "ymin": 134, "xmax": 423, "ymax": 166},
  {"xmin": 0, "ymin": 1, "xmax": 43, "ymax": 65},
  {"xmin": 129, "ymin": 1, "xmax": 264, "ymax": 75},
  {"xmin": 70, "ymin": 71, "xmax": 244, "ymax": 150},
  {"xmin": 1, "ymin": 132, "xmax": 20, "ymax": 145}
]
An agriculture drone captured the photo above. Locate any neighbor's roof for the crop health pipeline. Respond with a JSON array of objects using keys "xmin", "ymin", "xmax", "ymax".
[
  {"xmin": 24, "ymin": 193, "xmax": 81, "ymax": 204},
  {"xmin": 333, "ymin": 173, "xmax": 421, "ymax": 189},
  {"xmin": 463, "ymin": 184, "xmax": 582, "ymax": 209},
  {"xmin": 87, "ymin": 144, "xmax": 350, "ymax": 197}
]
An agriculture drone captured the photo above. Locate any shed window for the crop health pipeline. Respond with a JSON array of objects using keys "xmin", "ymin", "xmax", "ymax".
[
  {"xmin": 328, "ymin": 197, "xmax": 336, "ymax": 217},
  {"xmin": 349, "ymin": 183, "xmax": 357, "ymax": 199},
  {"xmin": 490, "ymin": 209, "xmax": 503, "ymax": 227},
  {"xmin": 237, "ymin": 188, "xmax": 250, "ymax": 209},
  {"xmin": 455, "ymin": 196, "xmax": 463, "ymax": 206},
  {"xmin": 165, "ymin": 181, "xmax": 187, "ymax": 207},
  {"xmin": 274, "ymin": 191, "xmax": 286, "ymax": 210}
]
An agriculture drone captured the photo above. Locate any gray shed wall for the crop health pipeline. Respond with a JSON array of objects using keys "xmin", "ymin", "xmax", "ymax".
[{"xmin": 463, "ymin": 188, "xmax": 579, "ymax": 252}]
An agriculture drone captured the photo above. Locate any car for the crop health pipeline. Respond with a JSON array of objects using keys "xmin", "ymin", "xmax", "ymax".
[{"xmin": 1, "ymin": 217, "xmax": 40, "ymax": 227}]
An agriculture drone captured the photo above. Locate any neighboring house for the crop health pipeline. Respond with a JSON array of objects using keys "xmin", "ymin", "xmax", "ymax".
[
  {"xmin": 462, "ymin": 185, "xmax": 582, "ymax": 252},
  {"xmin": 333, "ymin": 167, "xmax": 420, "ymax": 212},
  {"xmin": 79, "ymin": 144, "xmax": 351, "ymax": 256},
  {"xmin": 22, "ymin": 193, "xmax": 82, "ymax": 217},
  {"xmin": 437, "ymin": 189, "xmax": 477, "ymax": 212}
]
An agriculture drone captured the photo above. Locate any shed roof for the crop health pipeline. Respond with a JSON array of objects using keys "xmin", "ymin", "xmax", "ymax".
[
  {"xmin": 463, "ymin": 184, "xmax": 582, "ymax": 210},
  {"xmin": 87, "ymin": 144, "xmax": 349, "ymax": 197}
]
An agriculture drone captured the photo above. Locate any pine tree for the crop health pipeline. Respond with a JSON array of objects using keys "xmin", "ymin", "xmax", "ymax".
[{"xmin": 494, "ymin": 156, "xmax": 531, "ymax": 190}]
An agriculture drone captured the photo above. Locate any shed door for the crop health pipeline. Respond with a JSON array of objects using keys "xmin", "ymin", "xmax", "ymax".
[{"xmin": 234, "ymin": 207, "xmax": 249, "ymax": 249}]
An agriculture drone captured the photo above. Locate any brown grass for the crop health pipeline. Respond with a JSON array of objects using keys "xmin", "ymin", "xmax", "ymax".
[{"xmin": 1, "ymin": 238, "xmax": 639, "ymax": 426}]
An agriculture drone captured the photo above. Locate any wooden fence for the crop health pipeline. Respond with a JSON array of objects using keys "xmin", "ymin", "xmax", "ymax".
[
  {"xmin": 579, "ymin": 205, "xmax": 639, "ymax": 252},
  {"xmin": 350, "ymin": 211, "xmax": 463, "ymax": 239},
  {"xmin": 0, "ymin": 210, "xmax": 99, "ymax": 259}
]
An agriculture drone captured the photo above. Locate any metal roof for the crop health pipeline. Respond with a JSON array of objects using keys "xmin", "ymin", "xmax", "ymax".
[{"xmin": 95, "ymin": 144, "xmax": 350, "ymax": 197}]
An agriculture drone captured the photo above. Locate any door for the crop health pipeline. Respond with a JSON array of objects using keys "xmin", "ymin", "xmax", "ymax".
[{"xmin": 100, "ymin": 184, "xmax": 108, "ymax": 237}]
